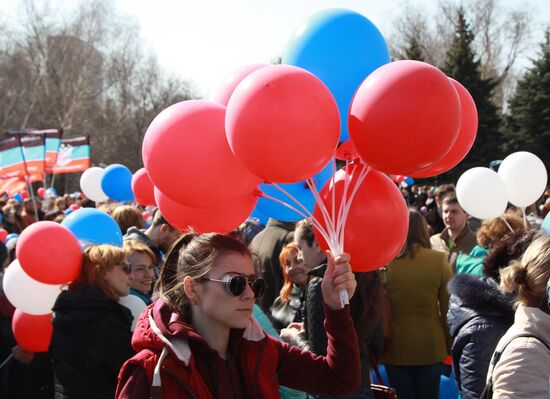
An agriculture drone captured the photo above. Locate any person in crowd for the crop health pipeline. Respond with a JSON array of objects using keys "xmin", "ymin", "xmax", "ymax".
[
  {"xmin": 270, "ymin": 242, "xmax": 308, "ymax": 332},
  {"xmin": 282, "ymin": 219, "xmax": 385, "ymax": 399},
  {"xmin": 447, "ymin": 229, "xmax": 537, "ymax": 399},
  {"xmin": 112, "ymin": 205, "xmax": 145, "ymax": 235},
  {"xmin": 2, "ymin": 204, "xmax": 24, "ymax": 234},
  {"xmin": 124, "ymin": 210, "xmax": 181, "ymax": 267},
  {"xmin": 248, "ymin": 218, "xmax": 295, "ymax": 313},
  {"xmin": 21, "ymin": 198, "xmax": 38, "ymax": 228},
  {"xmin": 430, "ymin": 195, "xmax": 477, "ymax": 271},
  {"xmin": 454, "ymin": 212, "xmax": 524, "ymax": 276},
  {"xmin": 116, "ymin": 232, "xmax": 360, "ymax": 398},
  {"xmin": 425, "ymin": 184, "xmax": 455, "ymax": 235},
  {"xmin": 123, "ymin": 240, "xmax": 156, "ymax": 305},
  {"xmin": 0, "ymin": 241, "xmax": 53, "ymax": 399},
  {"xmin": 50, "ymin": 244, "xmax": 134, "ymax": 399},
  {"xmin": 485, "ymin": 233, "xmax": 550, "ymax": 398},
  {"xmin": 382, "ymin": 209, "xmax": 452, "ymax": 399}
]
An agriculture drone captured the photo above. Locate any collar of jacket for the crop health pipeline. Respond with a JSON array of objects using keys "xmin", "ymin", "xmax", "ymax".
[
  {"xmin": 440, "ymin": 224, "xmax": 473, "ymax": 247},
  {"xmin": 266, "ymin": 218, "xmax": 296, "ymax": 231},
  {"xmin": 307, "ymin": 263, "xmax": 327, "ymax": 279}
]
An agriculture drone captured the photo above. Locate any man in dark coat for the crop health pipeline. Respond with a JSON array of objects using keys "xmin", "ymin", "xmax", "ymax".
[{"xmin": 248, "ymin": 218, "xmax": 295, "ymax": 313}]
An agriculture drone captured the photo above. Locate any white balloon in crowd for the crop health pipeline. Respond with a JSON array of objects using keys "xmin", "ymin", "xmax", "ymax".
[
  {"xmin": 498, "ymin": 151, "xmax": 548, "ymax": 208},
  {"xmin": 3, "ymin": 259, "xmax": 63, "ymax": 315},
  {"xmin": 456, "ymin": 167, "xmax": 509, "ymax": 220},
  {"xmin": 119, "ymin": 294, "xmax": 147, "ymax": 332},
  {"xmin": 80, "ymin": 167, "xmax": 109, "ymax": 203}
]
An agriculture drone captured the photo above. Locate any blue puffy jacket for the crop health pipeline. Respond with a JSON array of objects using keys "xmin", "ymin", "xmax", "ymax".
[{"xmin": 447, "ymin": 274, "xmax": 514, "ymax": 399}]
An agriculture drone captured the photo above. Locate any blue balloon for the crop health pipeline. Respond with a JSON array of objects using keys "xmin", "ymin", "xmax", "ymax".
[
  {"xmin": 542, "ymin": 212, "xmax": 550, "ymax": 234},
  {"xmin": 439, "ymin": 374, "xmax": 459, "ymax": 399},
  {"xmin": 256, "ymin": 162, "xmax": 333, "ymax": 222},
  {"xmin": 283, "ymin": 9, "xmax": 390, "ymax": 142},
  {"xmin": 45, "ymin": 187, "xmax": 58, "ymax": 198},
  {"xmin": 250, "ymin": 206, "xmax": 269, "ymax": 226},
  {"xmin": 5, "ymin": 233, "xmax": 18, "ymax": 244},
  {"xmin": 61, "ymin": 208, "xmax": 123, "ymax": 247},
  {"xmin": 12, "ymin": 193, "xmax": 22, "ymax": 203},
  {"xmin": 101, "ymin": 164, "xmax": 134, "ymax": 202},
  {"xmin": 404, "ymin": 177, "xmax": 415, "ymax": 186}
]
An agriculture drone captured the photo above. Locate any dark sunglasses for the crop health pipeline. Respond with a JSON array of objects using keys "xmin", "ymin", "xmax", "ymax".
[
  {"xmin": 119, "ymin": 262, "xmax": 132, "ymax": 275},
  {"xmin": 201, "ymin": 274, "xmax": 266, "ymax": 298}
]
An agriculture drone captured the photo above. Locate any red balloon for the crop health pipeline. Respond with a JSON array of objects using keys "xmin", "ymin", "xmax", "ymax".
[
  {"xmin": 143, "ymin": 100, "xmax": 261, "ymax": 208},
  {"xmin": 214, "ymin": 63, "xmax": 269, "ymax": 106},
  {"xmin": 0, "ymin": 229, "xmax": 7, "ymax": 243},
  {"xmin": 12, "ymin": 310, "xmax": 53, "ymax": 352},
  {"xmin": 21, "ymin": 191, "xmax": 29, "ymax": 199},
  {"xmin": 37, "ymin": 187, "xmax": 46, "ymax": 199},
  {"xmin": 349, "ymin": 60, "xmax": 461, "ymax": 175},
  {"xmin": 335, "ymin": 140, "xmax": 360, "ymax": 161},
  {"xmin": 131, "ymin": 168, "xmax": 156, "ymax": 206},
  {"xmin": 226, "ymin": 65, "xmax": 340, "ymax": 183},
  {"xmin": 392, "ymin": 175, "xmax": 405, "ymax": 184},
  {"xmin": 313, "ymin": 164, "xmax": 408, "ymax": 271},
  {"xmin": 142, "ymin": 211, "xmax": 151, "ymax": 220},
  {"xmin": 16, "ymin": 221, "xmax": 82, "ymax": 284},
  {"xmin": 69, "ymin": 204, "xmax": 80, "ymax": 211},
  {"xmin": 154, "ymin": 187, "xmax": 258, "ymax": 234},
  {"xmin": 410, "ymin": 78, "xmax": 478, "ymax": 177}
]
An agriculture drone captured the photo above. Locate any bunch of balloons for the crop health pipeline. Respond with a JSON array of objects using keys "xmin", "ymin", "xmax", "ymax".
[
  {"xmin": 140, "ymin": 8, "xmax": 480, "ymax": 274},
  {"xmin": 3, "ymin": 222, "xmax": 81, "ymax": 352},
  {"xmin": 456, "ymin": 151, "xmax": 547, "ymax": 220},
  {"xmin": 80, "ymin": 164, "xmax": 134, "ymax": 203}
]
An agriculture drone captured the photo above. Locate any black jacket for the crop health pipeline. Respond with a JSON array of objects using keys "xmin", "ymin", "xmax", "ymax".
[
  {"xmin": 270, "ymin": 285, "xmax": 305, "ymax": 331},
  {"xmin": 50, "ymin": 285, "xmax": 133, "ymax": 399},
  {"xmin": 447, "ymin": 274, "xmax": 514, "ymax": 399}
]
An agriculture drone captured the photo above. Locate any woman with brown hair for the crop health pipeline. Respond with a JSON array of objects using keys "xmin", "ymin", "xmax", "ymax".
[
  {"xmin": 116, "ymin": 232, "xmax": 360, "ymax": 399},
  {"xmin": 270, "ymin": 242, "xmax": 308, "ymax": 332},
  {"xmin": 112, "ymin": 205, "xmax": 145, "ymax": 235},
  {"xmin": 50, "ymin": 245, "xmax": 135, "ymax": 399},
  {"xmin": 455, "ymin": 212, "xmax": 524, "ymax": 276},
  {"xmin": 382, "ymin": 209, "xmax": 452, "ymax": 399}
]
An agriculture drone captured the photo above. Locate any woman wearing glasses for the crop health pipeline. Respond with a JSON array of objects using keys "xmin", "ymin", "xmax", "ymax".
[
  {"xmin": 116, "ymin": 232, "xmax": 360, "ymax": 399},
  {"xmin": 50, "ymin": 245, "xmax": 135, "ymax": 399}
]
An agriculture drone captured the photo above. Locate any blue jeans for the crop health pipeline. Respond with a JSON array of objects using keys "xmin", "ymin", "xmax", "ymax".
[{"xmin": 386, "ymin": 363, "xmax": 441, "ymax": 399}]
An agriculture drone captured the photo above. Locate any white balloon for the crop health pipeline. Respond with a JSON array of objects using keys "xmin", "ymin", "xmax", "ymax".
[
  {"xmin": 498, "ymin": 151, "xmax": 548, "ymax": 208},
  {"xmin": 3, "ymin": 259, "xmax": 63, "ymax": 315},
  {"xmin": 119, "ymin": 294, "xmax": 147, "ymax": 331},
  {"xmin": 80, "ymin": 167, "xmax": 109, "ymax": 203},
  {"xmin": 456, "ymin": 167, "xmax": 508, "ymax": 219}
]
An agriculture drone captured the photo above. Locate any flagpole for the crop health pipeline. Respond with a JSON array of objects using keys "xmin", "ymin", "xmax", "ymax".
[{"xmin": 25, "ymin": 175, "xmax": 40, "ymax": 222}]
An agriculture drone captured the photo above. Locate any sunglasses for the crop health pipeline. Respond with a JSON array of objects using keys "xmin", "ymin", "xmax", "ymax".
[
  {"xmin": 119, "ymin": 262, "xmax": 132, "ymax": 275},
  {"xmin": 201, "ymin": 274, "xmax": 267, "ymax": 298}
]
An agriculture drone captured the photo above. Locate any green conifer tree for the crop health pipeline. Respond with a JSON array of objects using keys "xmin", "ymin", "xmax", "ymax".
[{"xmin": 502, "ymin": 30, "xmax": 550, "ymax": 168}]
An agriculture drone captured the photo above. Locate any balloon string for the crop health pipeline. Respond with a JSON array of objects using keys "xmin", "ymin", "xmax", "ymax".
[
  {"xmin": 270, "ymin": 183, "xmax": 318, "ymax": 220},
  {"xmin": 521, "ymin": 207, "xmax": 527, "ymax": 229},
  {"xmin": 338, "ymin": 164, "xmax": 371, "ymax": 251},
  {"xmin": 259, "ymin": 192, "xmax": 334, "ymax": 248},
  {"xmin": 0, "ymin": 354, "xmax": 13, "ymax": 370},
  {"xmin": 500, "ymin": 216, "xmax": 515, "ymax": 233},
  {"xmin": 306, "ymin": 177, "xmax": 337, "ymax": 247}
]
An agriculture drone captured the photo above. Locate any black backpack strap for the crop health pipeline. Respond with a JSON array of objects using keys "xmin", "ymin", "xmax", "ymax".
[{"xmin": 488, "ymin": 333, "xmax": 550, "ymax": 383}]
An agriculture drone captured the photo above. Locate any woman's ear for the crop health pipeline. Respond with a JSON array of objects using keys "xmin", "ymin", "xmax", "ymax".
[{"xmin": 183, "ymin": 276, "xmax": 200, "ymax": 305}]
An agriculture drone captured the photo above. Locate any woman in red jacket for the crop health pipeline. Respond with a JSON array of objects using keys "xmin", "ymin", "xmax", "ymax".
[{"xmin": 116, "ymin": 232, "xmax": 360, "ymax": 399}]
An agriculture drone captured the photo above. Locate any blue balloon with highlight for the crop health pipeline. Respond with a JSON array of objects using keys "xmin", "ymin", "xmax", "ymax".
[
  {"xmin": 283, "ymin": 8, "xmax": 390, "ymax": 142},
  {"xmin": 256, "ymin": 162, "xmax": 333, "ymax": 222},
  {"xmin": 61, "ymin": 208, "xmax": 123, "ymax": 248},
  {"xmin": 12, "ymin": 193, "xmax": 22, "ymax": 203},
  {"xmin": 101, "ymin": 164, "xmax": 134, "ymax": 202}
]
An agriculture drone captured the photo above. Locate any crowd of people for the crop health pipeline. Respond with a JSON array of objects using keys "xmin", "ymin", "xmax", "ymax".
[{"xmin": 0, "ymin": 180, "xmax": 549, "ymax": 399}]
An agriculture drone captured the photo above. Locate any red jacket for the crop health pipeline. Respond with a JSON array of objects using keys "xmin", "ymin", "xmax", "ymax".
[{"xmin": 116, "ymin": 299, "xmax": 360, "ymax": 399}]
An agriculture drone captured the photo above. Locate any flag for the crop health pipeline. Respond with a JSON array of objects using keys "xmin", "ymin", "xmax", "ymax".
[
  {"xmin": 0, "ymin": 177, "xmax": 26, "ymax": 196},
  {"xmin": 6, "ymin": 129, "xmax": 62, "ymax": 172},
  {"xmin": 20, "ymin": 134, "xmax": 45, "ymax": 176},
  {"xmin": 51, "ymin": 136, "xmax": 91, "ymax": 174},
  {"xmin": 0, "ymin": 137, "xmax": 26, "ymax": 178}
]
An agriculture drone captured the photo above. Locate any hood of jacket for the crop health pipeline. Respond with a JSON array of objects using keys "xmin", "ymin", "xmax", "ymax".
[
  {"xmin": 447, "ymin": 273, "xmax": 514, "ymax": 336},
  {"xmin": 52, "ymin": 284, "xmax": 132, "ymax": 331},
  {"xmin": 131, "ymin": 299, "xmax": 266, "ymax": 367}
]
